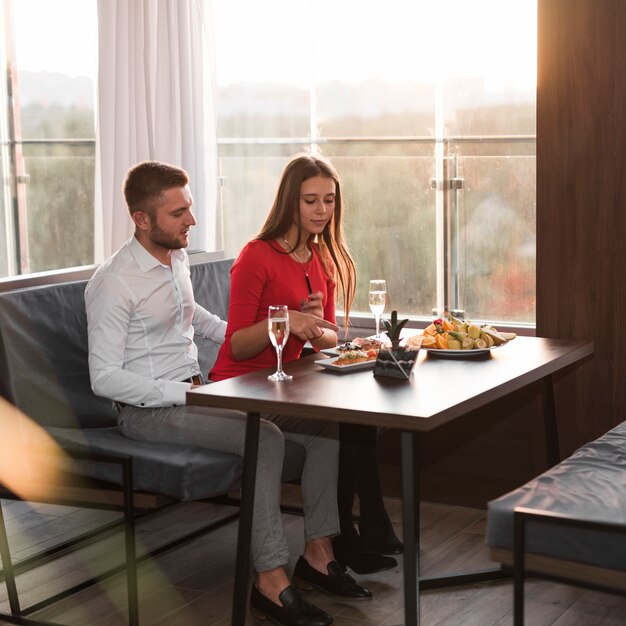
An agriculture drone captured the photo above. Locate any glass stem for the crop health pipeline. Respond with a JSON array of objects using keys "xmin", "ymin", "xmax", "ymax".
[
  {"xmin": 375, "ymin": 315, "xmax": 381, "ymax": 338},
  {"xmin": 276, "ymin": 346, "xmax": 284, "ymax": 374}
]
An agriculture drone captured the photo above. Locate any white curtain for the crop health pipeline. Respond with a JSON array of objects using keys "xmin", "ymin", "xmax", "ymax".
[{"xmin": 95, "ymin": 0, "xmax": 217, "ymax": 261}]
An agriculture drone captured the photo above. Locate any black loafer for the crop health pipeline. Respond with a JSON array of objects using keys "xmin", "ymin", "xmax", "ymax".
[
  {"xmin": 250, "ymin": 584, "xmax": 332, "ymax": 626},
  {"xmin": 293, "ymin": 557, "xmax": 372, "ymax": 600},
  {"xmin": 332, "ymin": 535, "xmax": 398, "ymax": 575}
]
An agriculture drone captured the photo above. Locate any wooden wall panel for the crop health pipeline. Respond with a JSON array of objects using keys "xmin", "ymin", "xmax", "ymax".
[{"xmin": 537, "ymin": 0, "xmax": 626, "ymax": 454}]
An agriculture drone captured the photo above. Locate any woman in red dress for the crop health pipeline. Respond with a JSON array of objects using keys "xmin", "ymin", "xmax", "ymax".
[{"xmin": 211, "ymin": 154, "xmax": 399, "ymax": 623}]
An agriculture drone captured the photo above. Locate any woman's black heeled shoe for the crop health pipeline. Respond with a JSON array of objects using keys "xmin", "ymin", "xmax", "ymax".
[{"xmin": 331, "ymin": 535, "xmax": 397, "ymax": 574}]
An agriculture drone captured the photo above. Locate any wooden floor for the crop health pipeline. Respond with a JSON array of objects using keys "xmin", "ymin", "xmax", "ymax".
[{"xmin": 1, "ymin": 489, "xmax": 626, "ymax": 626}]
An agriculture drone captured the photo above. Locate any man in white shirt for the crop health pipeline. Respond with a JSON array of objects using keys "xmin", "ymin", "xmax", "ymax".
[{"xmin": 85, "ymin": 161, "xmax": 370, "ymax": 626}]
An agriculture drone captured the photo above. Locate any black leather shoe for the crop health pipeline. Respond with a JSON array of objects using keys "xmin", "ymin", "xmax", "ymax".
[
  {"xmin": 293, "ymin": 557, "xmax": 372, "ymax": 599},
  {"xmin": 250, "ymin": 584, "xmax": 332, "ymax": 626},
  {"xmin": 332, "ymin": 535, "xmax": 397, "ymax": 575}
]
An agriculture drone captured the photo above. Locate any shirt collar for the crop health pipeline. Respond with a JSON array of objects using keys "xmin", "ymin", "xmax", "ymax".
[{"xmin": 128, "ymin": 235, "xmax": 169, "ymax": 273}]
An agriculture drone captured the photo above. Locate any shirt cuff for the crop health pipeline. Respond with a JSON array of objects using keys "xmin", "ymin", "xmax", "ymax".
[{"xmin": 162, "ymin": 380, "xmax": 192, "ymax": 406}]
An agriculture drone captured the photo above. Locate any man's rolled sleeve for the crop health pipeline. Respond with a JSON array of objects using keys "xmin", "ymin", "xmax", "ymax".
[{"xmin": 193, "ymin": 304, "xmax": 227, "ymax": 343}]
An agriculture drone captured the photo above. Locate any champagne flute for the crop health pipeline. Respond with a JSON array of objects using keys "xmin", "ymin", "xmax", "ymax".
[
  {"xmin": 368, "ymin": 279, "xmax": 387, "ymax": 339},
  {"xmin": 267, "ymin": 305, "xmax": 292, "ymax": 382}
]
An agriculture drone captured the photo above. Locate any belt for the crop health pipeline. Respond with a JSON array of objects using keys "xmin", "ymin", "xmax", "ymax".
[{"xmin": 182, "ymin": 374, "xmax": 204, "ymax": 386}]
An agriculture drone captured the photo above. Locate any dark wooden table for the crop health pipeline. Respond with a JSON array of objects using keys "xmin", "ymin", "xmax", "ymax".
[{"xmin": 188, "ymin": 336, "xmax": 593, "ymax": 626}]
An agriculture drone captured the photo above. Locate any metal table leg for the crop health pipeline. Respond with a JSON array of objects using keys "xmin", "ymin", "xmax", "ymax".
[
  {"xmin": 542, "ymin": 374, "xmax": 560, "ymax": 466},
  {"xmin": 401, "ymin": 431, "xmax": 420, "ymax": 626},
  {"xmin": 399, "ymin": 428, "xmax": 509, "ymax": 616}
]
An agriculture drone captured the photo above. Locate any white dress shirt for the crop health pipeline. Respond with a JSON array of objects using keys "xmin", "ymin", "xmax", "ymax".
[{"xmin": 85, "ymin": 236, "xmax": 226, "ymax": 407}]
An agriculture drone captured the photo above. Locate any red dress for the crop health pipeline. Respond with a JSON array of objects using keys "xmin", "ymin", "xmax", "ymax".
[{"xmin": 210, "ymin": 239, "xmax": 336, "ymax": 381}]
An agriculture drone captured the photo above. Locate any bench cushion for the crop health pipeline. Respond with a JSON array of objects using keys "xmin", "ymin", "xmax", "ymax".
[
  {"xmin": 47, "ymin": 427, "xmax": 305, "ymax": 501},
  {"xmin": 487, "ymin": 419, "xmax": 626, "ymax": 572}
]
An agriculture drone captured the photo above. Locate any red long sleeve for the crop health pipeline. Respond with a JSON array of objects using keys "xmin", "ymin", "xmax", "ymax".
[{"xmin": 210, "ymin": 240, "xmax": 336, "ymax": 381}]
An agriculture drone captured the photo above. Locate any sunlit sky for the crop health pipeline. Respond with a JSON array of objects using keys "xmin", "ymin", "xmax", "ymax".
[
  {"xmin": 11, "ymin": 0, "xmax": 536, "ymax": 93},
  {"xmin": 212, "ymin": 0, "xmax": 537, "ymax": 92},
  {"xmin": 12, "ymin": 0, "xmax": 97, "ymax": 78}
]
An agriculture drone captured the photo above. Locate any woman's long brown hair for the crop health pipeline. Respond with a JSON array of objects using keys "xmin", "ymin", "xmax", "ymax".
[{"xmin": 256, "ymin": 154, "xmax": 356, "ymax": 324}]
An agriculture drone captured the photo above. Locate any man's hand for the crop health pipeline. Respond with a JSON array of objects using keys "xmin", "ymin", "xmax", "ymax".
[{"xmin": 288, "ymin": 309, "xmax": 338, "ymax": 341}]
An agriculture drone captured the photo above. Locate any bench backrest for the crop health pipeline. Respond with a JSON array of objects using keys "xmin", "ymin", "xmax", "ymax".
[{"xmin": 0, "ymin": 258, "xmax": 234, "ymax": 429}]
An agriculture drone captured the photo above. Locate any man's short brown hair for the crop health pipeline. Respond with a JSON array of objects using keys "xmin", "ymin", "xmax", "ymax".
[{"xmin": 123, "ymin": 161, "xmax": 189, "ymax": 216}]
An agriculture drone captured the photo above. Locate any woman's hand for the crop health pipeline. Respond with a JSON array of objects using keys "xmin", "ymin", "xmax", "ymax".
[
  {"xmin": 297, "ymin": 293, "xmax": 338, "ymax": 348},
  {"xmin": 299, "ymin": 291, "xmax": 324, "ymax": 318},
  {"xmin": 231, "ymin": 310, "xmax": 339, "ymax": 360},
  {"xmin": 288, "ymin": 310, "xmax": 338, "ymax": 342}
]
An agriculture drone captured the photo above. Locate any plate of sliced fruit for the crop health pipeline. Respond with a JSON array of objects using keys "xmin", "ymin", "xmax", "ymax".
[{"xmin": 417, "ymin": 315, "xmax": 517, "ymax": 358}]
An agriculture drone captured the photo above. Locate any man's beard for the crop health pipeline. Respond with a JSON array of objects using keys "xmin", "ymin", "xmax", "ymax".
[{"xmin": 148, "ymin": 223, "xmax": 187, "ymax": 250}]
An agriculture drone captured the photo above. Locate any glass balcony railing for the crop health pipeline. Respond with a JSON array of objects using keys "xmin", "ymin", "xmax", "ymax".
[
  {"xmin": 2, "ymin": 139, "xmax": 95, "ymax": 277},
  {"xmin": 217, "ymin": 135, "xmax": 536, "ymax": 326}
]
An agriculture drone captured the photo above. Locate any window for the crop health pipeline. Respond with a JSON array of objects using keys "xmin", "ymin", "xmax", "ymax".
[
  {"xmin": 0, "ymin": 0, "xmax": 97, "ymax": 277},
  {"xmin": 0, "ymin": 0, "xmax": 536, "ymax": 329},
  {"xmin": 212, "ymin": 0, "xmax": 537, "ymax": 326}
]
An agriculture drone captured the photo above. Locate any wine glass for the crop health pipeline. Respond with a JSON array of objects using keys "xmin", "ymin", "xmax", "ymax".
[
  {"xmin": 368, "ymin": 279, "xmax": 387, "ymax": 339},
  {"xmin": 267, "ymin": 305, "xmax": 292, "ymax": 382}
]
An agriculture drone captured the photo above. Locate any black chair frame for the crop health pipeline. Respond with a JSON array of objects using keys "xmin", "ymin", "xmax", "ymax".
[
  {"xmin": 513, "ymin": 506, "xmax": 626, "ymax": 625},
  {"xmin": 0, "ymin": 449, "xmax": 240, "ymax": 626}
]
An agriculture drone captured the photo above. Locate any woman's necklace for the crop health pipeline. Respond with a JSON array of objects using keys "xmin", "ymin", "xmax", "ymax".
[
  {"xmin": 282, "ymin": 236, "xmax": 307, "ymax": 254},
  {"xmin": 282, "ymin": 236, "xmax": 313, "ymax": 294}
]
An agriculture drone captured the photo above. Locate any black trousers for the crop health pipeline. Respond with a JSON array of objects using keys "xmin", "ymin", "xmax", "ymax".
[{"xmin": 337, "ymin": 423, "xmax": 393, "ymax": 538}]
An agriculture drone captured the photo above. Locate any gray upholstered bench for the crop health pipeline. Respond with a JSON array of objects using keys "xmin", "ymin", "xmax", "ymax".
[
  {"xmin": 487, "ymin": 419, "xmax": 626, "ymax": 623},
  {"xmin": 0, "ymin": 257, "xmax": 305, "ymax": 624}
]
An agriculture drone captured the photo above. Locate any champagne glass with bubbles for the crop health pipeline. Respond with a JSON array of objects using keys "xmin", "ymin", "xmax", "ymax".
[
  {"xmin": 267, "ymin": 305, "xmax": 292, "ymax": 382},
  {"xmin": 368, "ymin": 280, "xmax": 387, "ymax": 339}
]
